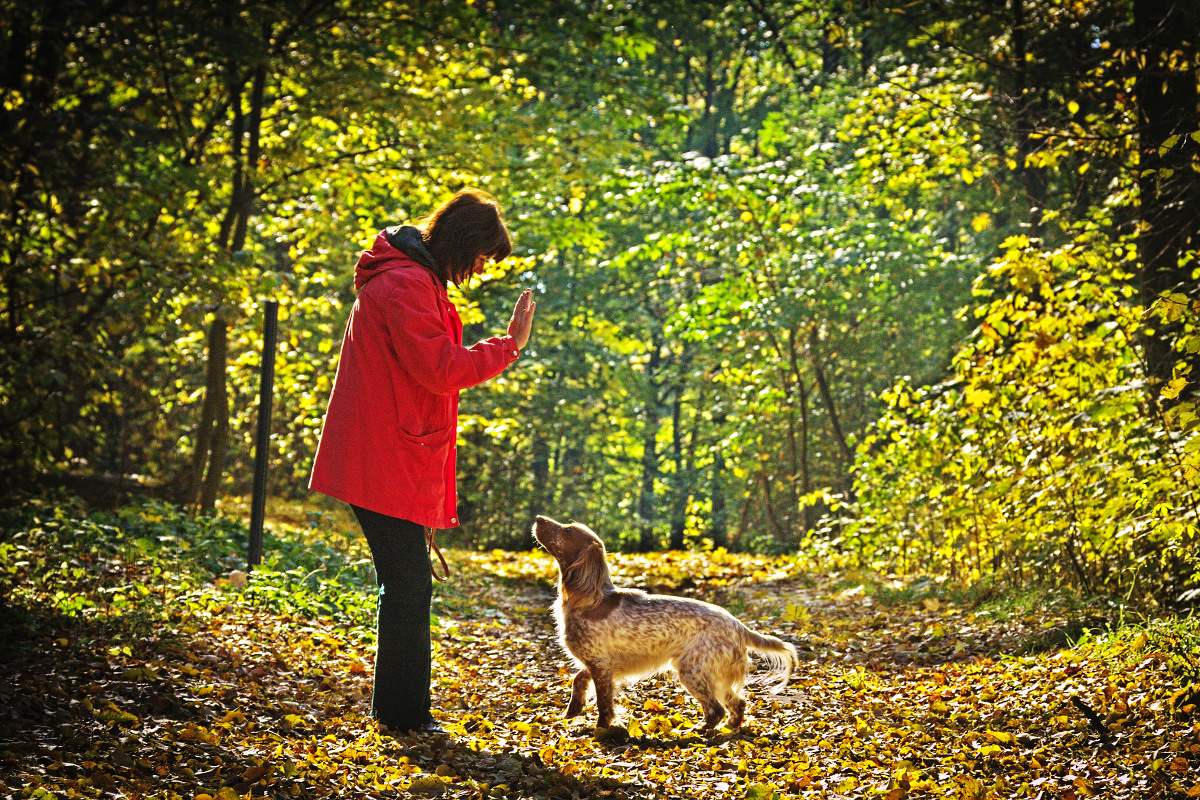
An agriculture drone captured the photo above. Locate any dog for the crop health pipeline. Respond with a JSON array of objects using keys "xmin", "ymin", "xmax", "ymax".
[{"xmin": 533, "ymin": 515, "xmax": 797, "ymax": 732}]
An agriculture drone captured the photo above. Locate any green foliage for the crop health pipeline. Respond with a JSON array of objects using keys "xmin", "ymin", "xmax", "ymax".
[
  {"xmin": 845, "ymin": 209, "xmax": 1200, "ymax": 601},
  {"xmin": 0, "ymin": 494, "xmax": 378, "ymax": 632},
  {"xmin": 3, "ymin": 0, "xmax": 1198, "ymax": 601}
]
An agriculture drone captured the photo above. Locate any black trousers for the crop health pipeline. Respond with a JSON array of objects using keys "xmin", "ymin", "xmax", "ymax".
[{"xmin": 350, "ymin": 505, "xmax": 433, "ymax": 730}]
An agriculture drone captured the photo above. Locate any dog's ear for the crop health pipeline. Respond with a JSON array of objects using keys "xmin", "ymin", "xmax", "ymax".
[{"xmin": 562, "ymin": 538, "xmax": 607, "ymax": 600}]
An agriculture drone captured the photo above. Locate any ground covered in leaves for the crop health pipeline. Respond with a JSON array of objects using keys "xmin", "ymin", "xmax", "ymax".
[{"xmin": 3, "ymin": 498, "xmax": 1200, "ymax": 799}]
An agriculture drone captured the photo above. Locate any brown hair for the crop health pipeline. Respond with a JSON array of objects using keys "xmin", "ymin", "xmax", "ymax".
[{"xmin": 418, "ymin": 188, "xmax": 512, "ymax": 285}]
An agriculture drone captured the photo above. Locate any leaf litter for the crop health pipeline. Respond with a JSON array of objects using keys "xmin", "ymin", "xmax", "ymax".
[{"xmin": 2, "ymin": 512, "xmax": 1198, "ymax": 799}]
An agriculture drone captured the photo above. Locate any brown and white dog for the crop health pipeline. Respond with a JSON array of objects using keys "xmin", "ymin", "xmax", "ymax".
[{"xmin": 533, "ymin": 515, "xmax": 797, "ymax": 732}]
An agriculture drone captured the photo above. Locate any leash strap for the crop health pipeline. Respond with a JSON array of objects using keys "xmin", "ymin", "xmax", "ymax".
[{"xmin": 426, "ymin": 527, "xmax": 450, "ymax": 582}]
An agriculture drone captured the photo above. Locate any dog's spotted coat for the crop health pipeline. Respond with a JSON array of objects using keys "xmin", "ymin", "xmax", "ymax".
[{"xmin": 533, "ymin": 515, "xmax": 797, "ymax": 731}]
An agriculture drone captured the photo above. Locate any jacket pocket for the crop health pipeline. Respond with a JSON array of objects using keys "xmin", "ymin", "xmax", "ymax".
[
  {"xmin": 392, "ymin": 425, "xmax": 454, "ymax": 507},
  {"xmin": 396, "ymin": 425, "xmax": 454, "ymax": 448}
]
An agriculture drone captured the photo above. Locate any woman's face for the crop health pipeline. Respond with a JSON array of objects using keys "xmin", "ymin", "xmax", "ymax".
[{"xmin": 473, "ymin": 253, "xmax": 491, "ymax": 275}]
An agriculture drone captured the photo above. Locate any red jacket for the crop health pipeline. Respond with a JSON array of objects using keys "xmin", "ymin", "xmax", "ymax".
[{"xmin": 309, "ymin": 231, "xmax": 520, "ymax": 528}]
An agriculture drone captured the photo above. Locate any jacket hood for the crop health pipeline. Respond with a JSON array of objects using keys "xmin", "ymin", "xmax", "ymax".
[{"xmin": 354, "ymin": 225, "xmax": 442, "ymax": 291}]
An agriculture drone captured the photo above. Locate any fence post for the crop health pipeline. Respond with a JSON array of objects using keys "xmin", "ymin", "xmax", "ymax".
[{"xmin": 248, "ymin": 300, "xmax": 278, "ymax": 569}]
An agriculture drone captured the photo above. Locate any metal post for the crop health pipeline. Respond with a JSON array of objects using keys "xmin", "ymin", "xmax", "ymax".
[{"xmin": 248, "ymin": 300, "xmax": 278, "ymax": 568}]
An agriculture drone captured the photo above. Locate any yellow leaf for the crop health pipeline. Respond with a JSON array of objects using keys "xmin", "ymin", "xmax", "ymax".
[
  {"xmin": 1160, "ymin": 292, "xmax": 1189, "ymax": 323},
  {"xmin": 96, "ymin": 708, "xmax": 139, "ymax": 725},
  {"xmin": 922, "ymin": 597, "xmax": 940, "ymax": 612},
  {"xmin": 986, "ymin": 729, "xmax": 1015, "ymax": 745},
  {"xmin": 971, "ymin": 212, "xmax": 991, "ymax": 232},
  {"xmin": 1162, "ymin": 377, "xmax": 1187, "ymax": 400},
  {"xmin": 568, "ymin": 197, "xmax": 583, "ymax": 214},
  {"xmin": 965, "ymin": 388, "xmax": 993, "ymax": 407},
  {"xmin": 781, "ymin": 601, "xmax": 809, "ymax": 623},
  {"xmin": 1068, "ymin": 100, "xmax": 1080, "ymax": 115},
  {"xmin": 740, "ymin": 211, "xmax": 754, "ymax": 223},
  {"xmin": 121, "ymin": 666, "xmax": 160, "ymax": 681},
  {"xmin": 961, "ymin": 169, "xmax": 975, "ymax": 185}
]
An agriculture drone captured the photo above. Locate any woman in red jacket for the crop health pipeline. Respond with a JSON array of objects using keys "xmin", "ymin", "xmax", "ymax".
[{"xmin": 310, "ymin": 189, "xmax": 535, "ymax": 735}]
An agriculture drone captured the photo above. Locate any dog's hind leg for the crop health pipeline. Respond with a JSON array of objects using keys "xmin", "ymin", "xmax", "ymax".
[
  {"xmin": 565, "ymin": 668, "xmax": 591, "ymax": 719},
  {"xmin": 721, "ymin": 652, "xmax": 749, "ymax": 729},
  {"xmin": 677, "ymin": 660, "xmax": 725, "ymax": 731},
  {"xmin": 723, "ymin": 690, "xmax": 746, "ymax": 730}
]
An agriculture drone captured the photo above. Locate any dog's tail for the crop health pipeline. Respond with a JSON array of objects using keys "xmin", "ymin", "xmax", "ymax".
[{"xmin": 741, "ymin": 628, "xmax": 798, "ymax": 693}]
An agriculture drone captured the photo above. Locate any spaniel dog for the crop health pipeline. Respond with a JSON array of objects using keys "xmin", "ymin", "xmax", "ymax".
[{"xmin": 533, "ymin": 515, "xmax": 797, "ymax": 732}]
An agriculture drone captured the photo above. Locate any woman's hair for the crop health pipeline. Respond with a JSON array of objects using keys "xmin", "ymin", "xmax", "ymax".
[{"xmin": 418, "ymin": 188, "xmax": 512, "ymax": 285}]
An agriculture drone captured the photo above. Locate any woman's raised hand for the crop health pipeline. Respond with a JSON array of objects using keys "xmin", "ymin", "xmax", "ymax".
[{"xmin": 507, "ymin": 288, "xmax": 536, "ymax": 349}]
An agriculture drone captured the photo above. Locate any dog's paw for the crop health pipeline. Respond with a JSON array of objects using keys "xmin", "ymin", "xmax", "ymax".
[
  {"xmin": 592, "ymin": 725, "xmax": 630, "ymax": 744},
  {"xmin": 564, "ymin": 704, "xmax": 583, "ymax": 720}
]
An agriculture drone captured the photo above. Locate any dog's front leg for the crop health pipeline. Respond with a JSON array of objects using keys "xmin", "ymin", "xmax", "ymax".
[
  {"xmin": 591, "ymin": 666, "xmax": 616, "ymax": 728},
  {"xmin": 565, "ymin": 668, "xmax": 591, "ymax": 719}
]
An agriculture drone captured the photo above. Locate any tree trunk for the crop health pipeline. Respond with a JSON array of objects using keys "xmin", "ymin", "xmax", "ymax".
[
  {"xmin": 185, "ymin": 312, "xmax": 228, "ymax": 509},
  {"xmin": 530, "ymin": 435, "xmax": 550, "ymax": 521},
  {"xmin": 197, "ymin": 314, "xmax": 229, "ymax": 511},
  {"xmin": 187, "ymin": 61, "xmax": 267, "ymax": 511},
  {"xmin": 710, "ymin": 411, "xmax": 728, "ymax": 548},
  {"xmin": 1011, "ymin": 0, "xmax": 1048, "ymax": 236},
  {"xmin": 759, "ymin": 473, "xmax": 788, "ymax": 545},
  {"xmin": 804, "ymin": 326, "xmax": 854, "ymax": 498},
  {"xmin": 1133, "ymin": 0, "xmax": 1200, "ymax": 395},
  {"xmin": 637, "ymin": 336, "xmax": 664, "ymax": 552},
  {"xmin": 769, "ymin": 327, "xmax": 810, "ymax": 532},
  {"xmin": 668, "ymin": 385, "xmax": 687, "ymax": 550}
]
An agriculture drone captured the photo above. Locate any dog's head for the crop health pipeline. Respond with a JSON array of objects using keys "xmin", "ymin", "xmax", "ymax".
[{"xmin": 533, "ymin": 515, "xmax": 611, "ymax": 604}]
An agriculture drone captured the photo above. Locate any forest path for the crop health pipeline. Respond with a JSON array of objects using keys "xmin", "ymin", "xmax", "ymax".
[{"xmin": 2, "ymin": 543, "xmax": 1190, "ymax": 800}]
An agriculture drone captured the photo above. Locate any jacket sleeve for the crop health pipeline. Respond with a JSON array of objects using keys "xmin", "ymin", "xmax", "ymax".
[{"xmin": 370, "ymin": 277, "xmax": 520, "ymax": 396}]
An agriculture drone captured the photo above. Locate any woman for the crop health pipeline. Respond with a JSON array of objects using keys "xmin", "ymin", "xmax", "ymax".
[{"xmin": 309, "ymin": 188, "xmax": 536, "ymax": 735}]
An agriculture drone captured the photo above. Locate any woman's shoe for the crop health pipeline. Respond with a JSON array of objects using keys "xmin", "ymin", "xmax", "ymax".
[{"xmin": 377, "ymin": 715, "xmax": 448, "ymax": 736}]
